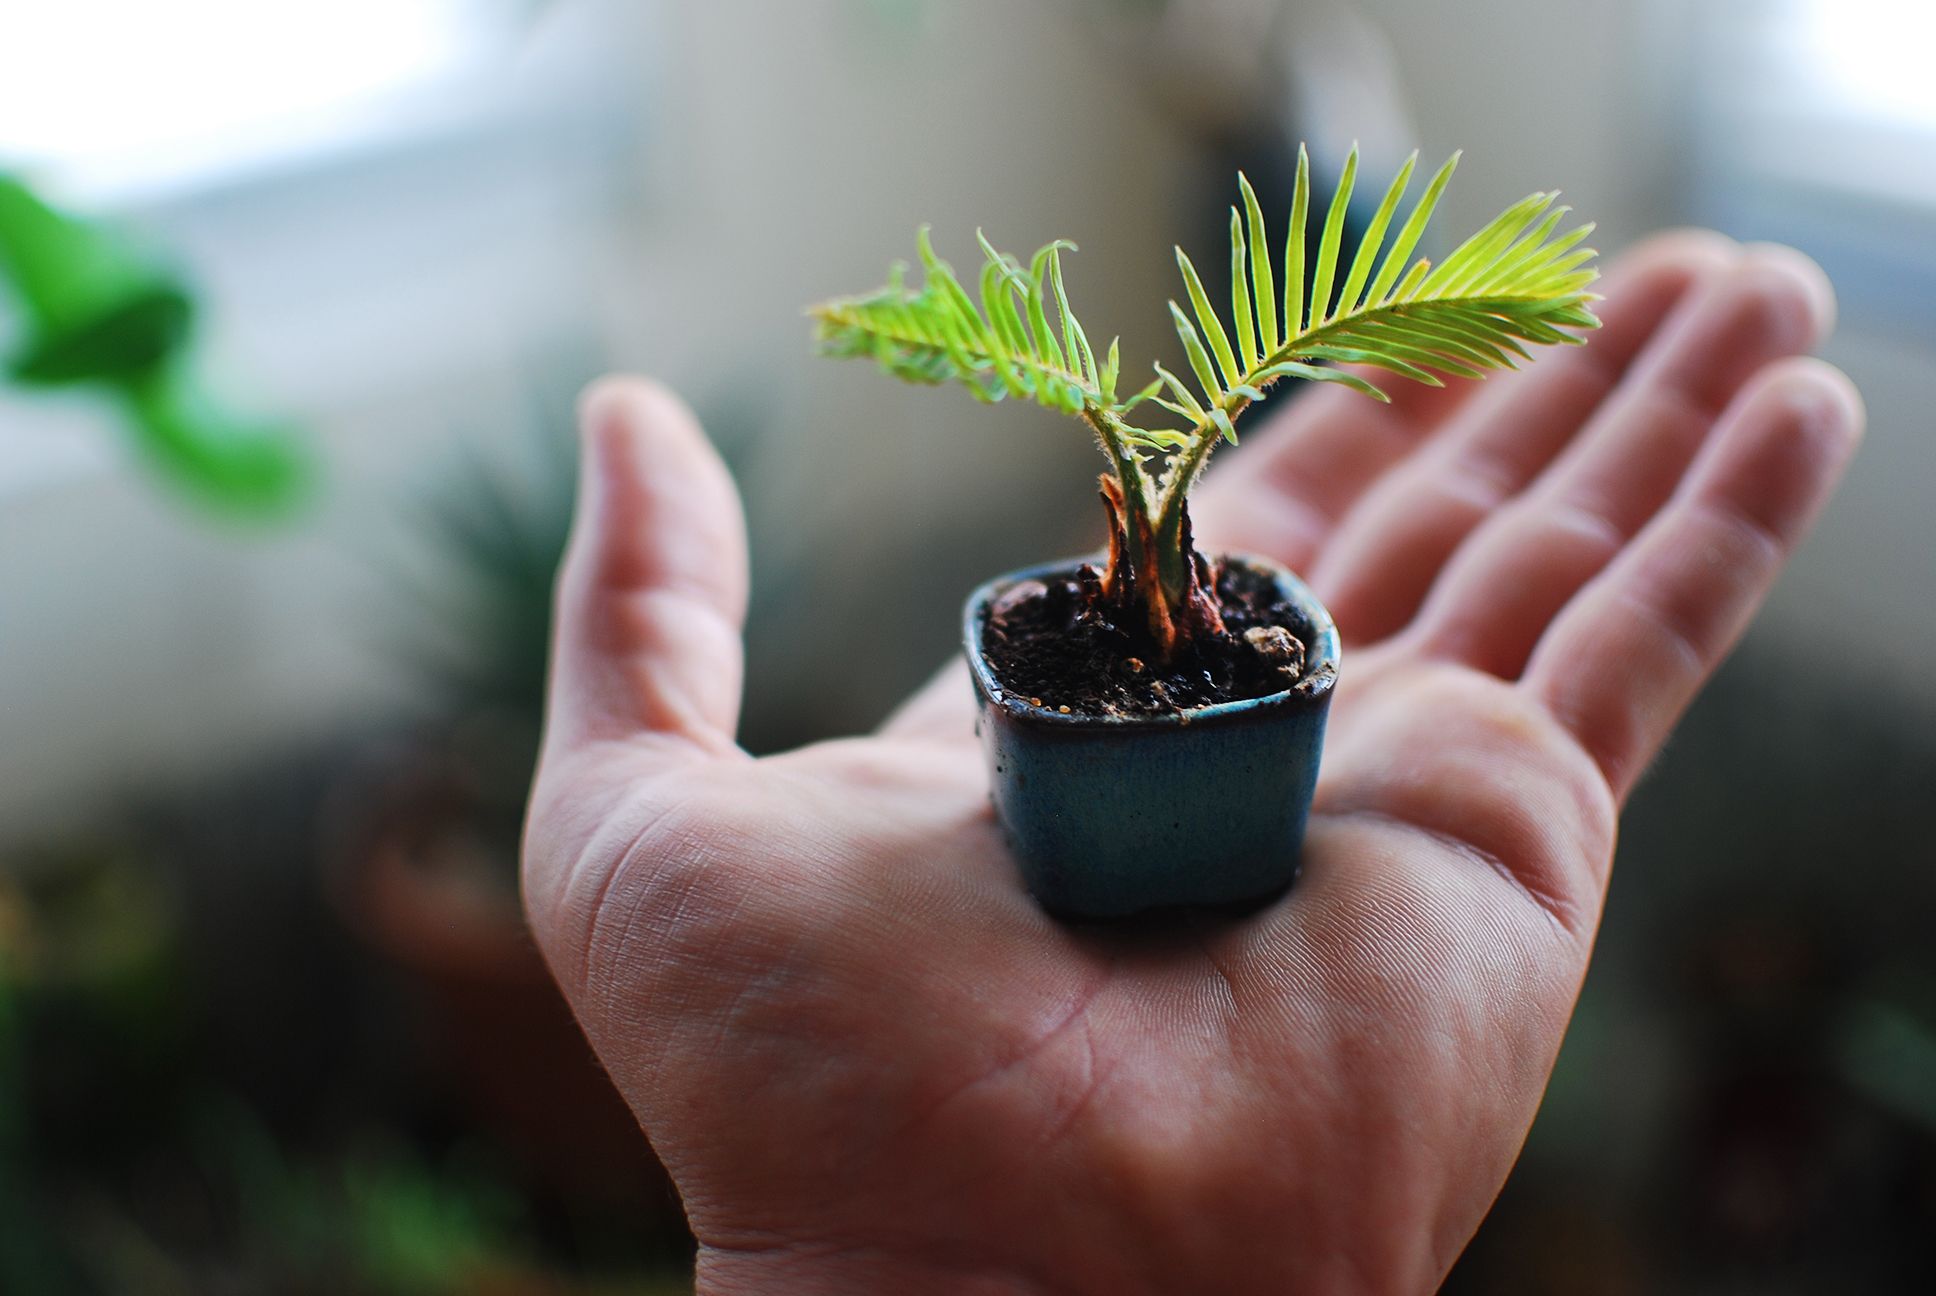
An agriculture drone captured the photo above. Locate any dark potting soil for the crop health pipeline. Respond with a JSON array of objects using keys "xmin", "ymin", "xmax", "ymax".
[{"xmin": 980, "ymin": 559, "xmax": 1319, "ymax": 718}]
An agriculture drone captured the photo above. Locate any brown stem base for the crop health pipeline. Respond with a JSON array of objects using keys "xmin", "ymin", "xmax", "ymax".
[{"xmin": 1094, "ymin": 474, "xmax": 1225, "ymax": 663}]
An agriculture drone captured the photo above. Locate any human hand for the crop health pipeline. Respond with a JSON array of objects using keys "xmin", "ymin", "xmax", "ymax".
[{"xmin": 523, "ymin": 230, "xmax": 1861, "ymax": 1295}]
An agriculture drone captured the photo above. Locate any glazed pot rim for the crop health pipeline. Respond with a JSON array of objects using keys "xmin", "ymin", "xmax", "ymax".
[{"xmin": 963, "ymin": 552, "xmax": 1341, "ymax": 731}]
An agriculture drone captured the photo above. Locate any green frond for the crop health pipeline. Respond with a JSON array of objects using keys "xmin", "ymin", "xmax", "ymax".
[
  {"xmin": 1100, "ymin": 336, "xmax": 1121, "ymax": 403},
  {"xmin": 1141, "ymin": 149, "xmax": 1599, "ymax": 527},
  {"xmin": 1229, "ymin": 209, "xmax": 1257, "ymax": 373},
  {"xmin": 1174, "ymin": 249, "xmax": 1240, "ymax": 390},
  {"xmin": 1239, "ymin": 173, "xmax": 1277, "ymax": 353},
  {"xmin": 809, "ymin": 148, "xmax": 1602, "ymax": 603},
  {"xmin": 1153, "ymin": 149, "xmax": 1600, "ymax": 454},
  {"xmin": 1151, "ymin": 363, "xmax": 1206, "ymax": 421},
  {"xmin": 1120, "ymin": 376, "xmax": 1164, "ymax": 413},
  {"xmin": 1309, "ymin": 144, "xmax": 1357, "ymax": 327},
  {"xmin": 1167, "ymin": 301, "xmax": 1223, "ymax": 404},
  {"xmin": 1365, "ymin": 151, "xmax": 1457, "ymax": 306},
  {"xmin": 1337, "ymin": 149, "xmax": 1414, "ymax": 317},
  {"xmin": 1047, "ymin": 245, "xmax": 1097, "ymax": 387},
  {"xmin": 1117, "ymin": 424, "xmax": 1194, "ymax": 451},
  {"xmin": 1253, "ymin": 360, "xmax": 1391, "ymax": 402},
  {"xmin": 1284, "ymin": 144, "xmax": 1310, "ymax": 335},
  {"xmin": 809, "ymin": 229, "xmax": 1102, "ymax": 416}
]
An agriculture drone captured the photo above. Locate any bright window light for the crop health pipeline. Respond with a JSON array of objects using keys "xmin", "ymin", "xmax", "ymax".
[
  {"xmin": 0, "ymin": 0, "xmax": 516, "ymax": 200},
  {"xmin": 1695, "ymin": 0, "xmax": 1936, "ymax": 210},
  {"xmin": 1785, "ymin": 0, "xmax": 1936, "ymax": 130}
]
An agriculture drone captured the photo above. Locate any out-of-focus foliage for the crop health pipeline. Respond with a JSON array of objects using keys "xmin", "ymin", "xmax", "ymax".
[{"xmin": 0, "ymin": 174, "xmax": 306, "ymax": 514}]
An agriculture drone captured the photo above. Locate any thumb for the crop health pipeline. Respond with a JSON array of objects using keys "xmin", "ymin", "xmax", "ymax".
[{"xmin": 543, "ymin": 376, "xmax": 749, "ymax": 763}]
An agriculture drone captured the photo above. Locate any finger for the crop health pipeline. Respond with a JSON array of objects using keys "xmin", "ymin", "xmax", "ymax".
[
  {"xmin": 544, "ymin": 376, "xmax": 750, "ymax": 761},
  {"xmin": 1524, "ymin": 358, "xmax": 1863, "ymax": 800},
  {"xmin": 1407, "ymin": 244, "xmax": 1835, "ymax": 678},
  {"xmin": 1310, "ymin": 230, "xmax": 1737, "ymax": 645},
  {"xmin": 1192, "ymin": 344, "xmax": 1485, "ymax": 572}
]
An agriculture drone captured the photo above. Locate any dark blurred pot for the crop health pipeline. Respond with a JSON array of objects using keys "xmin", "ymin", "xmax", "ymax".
[
  {"xmin": 327, "ymin": 741, "xmax": 678, "ymax": 1216},
  {"xmin": 964, "ymin": 554, "xmax": 1339, "ymax": 919}
]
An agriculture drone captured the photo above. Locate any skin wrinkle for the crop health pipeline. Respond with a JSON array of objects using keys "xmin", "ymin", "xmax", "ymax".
[
  {"xmin": 553, "ymin": 614, "xmax": 744, "ymax": 755},
  {"xmin": 1191, "ymin": 930, "xmax": 1241, "ymax": 1024},
  {"xmin": 604, "ymin": 588, "xmax": 746, "ymax": 736},
  {"xmin": 697, "ymin": 1235, "xmax": 1089, "ymax": 1296},
  {"xmin": 584, "ymin": 800, "xmax": 778, "ymax": 1046},
  {"xmin": 1656, "ymin": 270, "xmax": 1826, "ymax": 417},
  {"xmin": 1423, "ymin": 440, "xmax": 1525, "ymax": 513},
  {"xmin": 1573, "ymin": 593, "xmax": 1714, "ymax": 796},
  {"xmin": 903, "ymin": 960, "xmax": 1112, "ymax": 1141},
  {"xmin": 1614, "ymin": 562, "xmax": 1735, "ymax": 681},
  {"xmin": 1320, "ymin": 671, "xmax": 1618, "ymax": 895},
  {"xmin": 687, "ymin": 897, "xmax": 808, "ymax": 1071},
  {"xmin": 1256, "ymin": 397, "xmax": 1419, "ymax": 530},
  {"xmin": 1028, "ymin": 1012, "xmax": 1110, "ymax": 1154},
  {"xmin": 691, "ymin": 1044, "xmax": 1170, "ymax": 1296},
  {"xmin": 1327, "ymin": 805, "xmax": 1580, "ymax": 943},
  {"xmin": 1693, "ymin": 367, "xmax": 1860, "ymax": 527},
  {"xmin": 1550, "ymin": 380, "xmax": 1728, "ymax": 529},
  {"xmin": 1538, "ymin": 486, "xmax": 1650, "ymax": 563},
  {"xmin": 1680, "ymin": 491, "xmax": 1795, "ymax": 579},
  {"xmin": 1537, "ymin": 524, "xmax": 1777, "ymax": 794},
  {"xmin": 1418, "ymin": 501, "xmax": 1627, "ymax": 673},
  {"xmin": 1200, "ymin": 486, "xmax": 1331, "ymax": 574},
  {"xmin": 584, "ymin": 810, "xmax": 706, "ymax": 997},
  {"xmin": 536, "ymin": 778, "xmax": 690, "ymax": 999}
]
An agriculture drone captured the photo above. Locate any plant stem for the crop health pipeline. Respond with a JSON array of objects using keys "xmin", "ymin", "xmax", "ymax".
[
  {"xmin": 1084, "ymin": 406, "xmax": 1228, "ymax": 659},
  {"xmin": 1155, "ymin": 393, "xmax": 1253, "ymax": 537},
  {"xmin": 1084, "ymin": 406, "xmax": 1157, "ymax": 567}
]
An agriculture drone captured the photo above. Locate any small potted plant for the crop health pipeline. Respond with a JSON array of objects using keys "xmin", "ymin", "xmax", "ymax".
[{"xmin": 811, "ymin": 146, "xmax": 1600, "ymax": 918}]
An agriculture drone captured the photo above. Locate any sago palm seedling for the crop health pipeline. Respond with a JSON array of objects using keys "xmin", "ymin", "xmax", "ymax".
[{"xmin": 811, "ymin": 146, "xmax": 1600, "ymax": 665}]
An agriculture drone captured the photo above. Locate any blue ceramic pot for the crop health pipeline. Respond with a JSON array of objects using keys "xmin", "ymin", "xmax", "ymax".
[{"xmin": 964, "ymin": 554, "xmax": 1340, "ymax": 920}]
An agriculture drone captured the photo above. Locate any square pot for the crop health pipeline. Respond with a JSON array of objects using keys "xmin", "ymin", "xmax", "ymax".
[{"xmin": 964, "ymin": 554, "xmax": 1339, "ymax": 919}]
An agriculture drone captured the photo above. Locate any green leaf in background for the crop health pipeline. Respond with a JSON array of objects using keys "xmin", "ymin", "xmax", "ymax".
[
  {"xmin": 0, "ymin": 173, "xmax": 310, "ymax": 515},
  {"xmin": 117, "ymin": 364, "xmax": 310, "ymax": 516},
  {"xmin": 0, "ymin": 175, "xmax": 193, "ymax": 386}
]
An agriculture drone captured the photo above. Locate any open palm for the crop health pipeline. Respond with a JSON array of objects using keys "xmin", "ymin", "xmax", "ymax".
[{"xmin": 523, "ymin": 231, "xmax": 1861, "ymax": 1295}]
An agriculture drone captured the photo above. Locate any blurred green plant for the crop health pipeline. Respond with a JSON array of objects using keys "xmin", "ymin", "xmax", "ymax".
[
  {"xmin": 348, "ymin": 415, "xmax": 579, "ymax": 902},
  {"xmin": 0, "ymin": 973, "xmax": 57, "ymax": 1292},
  {"xmin": 0, "ymin": 174, "xmax": 307, "ymax": 513},
  {"xmin": 0, "ymin": 840, "xmax": 190, "ymax": 1294},
  {"xmin": 217, "ymin": 1109, "xmax": 529, "ymax": 1296},
  {"xmin": 812, "ymin": 146, "xmax": 1598, "ymax": 658},
  {"xmin": 1836, "ymin": 992, "xmax": 1936, "ymax": 1135},
  {"xmin": 401, "ymin": 425, "xmax": 577, "ymax": 721}
]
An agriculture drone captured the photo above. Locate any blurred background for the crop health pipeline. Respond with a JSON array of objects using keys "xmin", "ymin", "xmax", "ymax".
[{"xmin": 2, "ymin": 0, "xmax": 1933, "ymax": 1290}]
